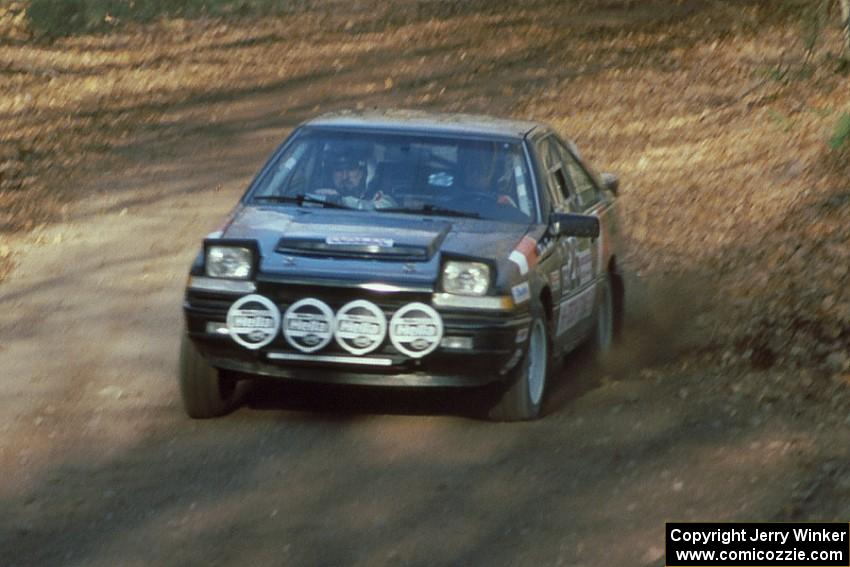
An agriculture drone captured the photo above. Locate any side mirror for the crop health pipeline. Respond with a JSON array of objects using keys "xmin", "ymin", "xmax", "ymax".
[
  {"xmin": 549, "ymin": 212, "xmax": 600, "ymax": 238},
  {"xmin": 601, "ymin": 172, "xmax": 619, "ymax": 195}
]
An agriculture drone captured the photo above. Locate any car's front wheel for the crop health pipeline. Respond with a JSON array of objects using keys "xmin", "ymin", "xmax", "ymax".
[
  {"xmin": 179, "ymin": 333, "xmax": 240, "ymax": 419},
  {"xmin": 488, "ymin": 302, "xmax": 550, "ymax": 421}
]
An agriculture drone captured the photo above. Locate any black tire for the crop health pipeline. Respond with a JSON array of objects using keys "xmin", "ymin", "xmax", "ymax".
[
  {"xmin": 488, "ymin": 302, "xmax": 550, "ymax": 421},
  {"xmin": 592, "ymin": 274, "xmax": 615, "ymax": 360},
  {"xmin": 179, "ymin": 333, "xmax": 240, "ymax": 419}
]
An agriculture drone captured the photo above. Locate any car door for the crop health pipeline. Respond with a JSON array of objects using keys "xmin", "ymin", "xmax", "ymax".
[
  {"xmin": 533, "ymin": 135, "xmax": 589, "ymax": 354},
  {"xmin": 554, "ymin": 136, "xmax": 612, "ymax": 340}
]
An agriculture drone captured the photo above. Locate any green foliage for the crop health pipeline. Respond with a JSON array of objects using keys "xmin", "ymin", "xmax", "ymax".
[
  {"xmin": 767, "ymin": 108, "xmax": 795, "ymax": 132},
  {"xmin": 829, "ymin": 112, "xmax": 850, "ymax": 149},
  {"xmin": 26, "ymin": 0, "xmax": 302, "ymax": 38},
  {"xmin": 26, "ymin": 0, "xmax": 88, "ymax": 38}
]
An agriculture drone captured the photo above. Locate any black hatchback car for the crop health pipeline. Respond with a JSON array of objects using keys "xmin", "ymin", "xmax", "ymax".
[{"xmin": 180, "ymin": 110, "xmax": 624, "ymax": 421}]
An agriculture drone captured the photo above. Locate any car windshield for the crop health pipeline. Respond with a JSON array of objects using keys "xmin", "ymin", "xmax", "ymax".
[{"xmin": 249, "ymin": 129, "xmax": 536, "ymax": 223}]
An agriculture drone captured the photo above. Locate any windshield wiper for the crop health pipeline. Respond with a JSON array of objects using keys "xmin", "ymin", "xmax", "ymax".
[
  {"xmin": 253, "ymin": 194, "xmax": 353, "ymax": 210},
  {"xmin": 379, "ymin": 204, "xmax": 480, "ymax": 219}
]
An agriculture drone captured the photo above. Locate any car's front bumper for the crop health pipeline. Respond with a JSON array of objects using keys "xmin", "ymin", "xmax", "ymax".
[{"xmin": 183, "ymin": 283, "xmax": 531, "ymax": 388}]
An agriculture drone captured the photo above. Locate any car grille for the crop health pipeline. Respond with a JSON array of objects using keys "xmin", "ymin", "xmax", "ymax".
[{"xmin": 254, "ymin": 282, "xmax": 432, "ymax": 314}]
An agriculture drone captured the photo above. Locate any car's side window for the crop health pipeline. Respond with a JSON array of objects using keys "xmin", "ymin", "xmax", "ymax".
[
  {"xmin": 535, "ymin": 136, "xmax": 573, "ymax": 211},
  {"xmin": 552, "ymin": 167, "xmax": 571, "ymax": 208},
  {"xmin": 555, "ymin": 138, "xmax": 601, "ymax": 209}
]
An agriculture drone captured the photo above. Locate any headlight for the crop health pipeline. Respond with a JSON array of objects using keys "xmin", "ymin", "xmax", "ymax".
[
  {"xmin": 441, "ymin": 261, "xmax": 490, "ymax": 296},
  {"xmin": 206, "ymin": 246, "xmax": 252, "ymax": 279}
]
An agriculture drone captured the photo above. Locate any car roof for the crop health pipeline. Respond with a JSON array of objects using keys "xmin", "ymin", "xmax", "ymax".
[{"xmin": 303, "ymin": 109, "xmax": 543, "ymax": 140}]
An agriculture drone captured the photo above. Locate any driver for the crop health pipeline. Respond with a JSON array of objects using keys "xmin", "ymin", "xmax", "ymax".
[
  {"xmin": 324, "ymin": 153, "xmax": 396, "ymax": 209},
  {"xmin": 330, "ymin": 154, "xmax": 367, "ymax": 199}
]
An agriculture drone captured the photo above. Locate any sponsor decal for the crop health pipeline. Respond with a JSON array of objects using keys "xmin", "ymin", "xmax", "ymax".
[
  {"xmin": 226, "ymin": 294, "xmax": 281, "ymax": 350},
  {"xmin": 389, "ymin": 302, "xmax": 444, "ymax": 358},
  {"xmin": 556, "ymin": 285, "xmax": 597, "ymax": 336},
  {"xmin": 326, "ymin": 236, "xmax": 394, "ymax": 248},
  {"xmin": 511, "ymin": 282, "xmax": 530, "ymax": 305},
  {"xmin": 509, "ymin": 235, "xmax": 538, "ymax": 276},
  {"xmin": 536, "ymin": 235, "xmax": 555, "ymax": 258},
  {"xmin": 282, "ymin": 298, "xmax": 335, "ymax": 353},
  {"xmin": 509, "ymin": 251, "xmax": 529, "ymax": 275},
  {"xmin": 576, "ymin": 249, "xmax": 593, "ymax": 287},
  {"xmin": 334, "ymin": 300, "xmax": 387, "ymax": 355}
]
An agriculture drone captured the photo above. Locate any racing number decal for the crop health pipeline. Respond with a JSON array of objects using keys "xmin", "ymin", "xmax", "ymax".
[
  {"xmin": 560, "ymin": 237, "xmax": 578, "ymax": 295},
  {"xmin": 562, "ymin": 233, "xmax": 596, "ymax": 293},
  {"xmin": 576, "ymin": 245, "xmax": 593, "ymax": 287},
  {"xmin": 556, "ymin": 287, "xmax": 595, "ymax": 336},
  {"xmin": 555, "ymin": 214, "xmax": 602, "ymax": 337}
]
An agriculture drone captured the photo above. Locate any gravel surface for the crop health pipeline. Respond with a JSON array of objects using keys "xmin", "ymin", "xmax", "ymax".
[{"xmin": 2, "ymin": 2, "xmax": 850, "ymax": 565}]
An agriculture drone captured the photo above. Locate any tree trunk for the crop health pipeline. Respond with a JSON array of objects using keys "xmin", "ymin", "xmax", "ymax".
[{"xmin": 841, "ymin": 0, "xmax": 850, "ymax": 56}]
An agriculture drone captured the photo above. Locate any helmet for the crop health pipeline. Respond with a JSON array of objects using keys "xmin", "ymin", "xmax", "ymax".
[{"xmin": 330, "ymin": 154, "xmax": 366, "ymax": 171}]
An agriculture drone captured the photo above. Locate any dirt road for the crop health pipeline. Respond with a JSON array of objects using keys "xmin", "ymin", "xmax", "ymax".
[
  {"xmin": 3, "ymin": 2, "xmax": 850, "ymax": 566},
  {"xmin": 0, "ymin": 82, "xmax": 844, "ymax": 567}
]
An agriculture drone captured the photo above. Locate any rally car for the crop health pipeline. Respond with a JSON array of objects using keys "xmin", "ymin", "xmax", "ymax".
[{"xmin": 180, "ymin": 110, "xmax": 624, "ymax": 421}]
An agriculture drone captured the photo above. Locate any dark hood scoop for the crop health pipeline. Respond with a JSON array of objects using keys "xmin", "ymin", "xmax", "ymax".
[
  {"xmin": 277, "ymin": 236, "xmax": 430, "ymax": 261},
  {"xmin": 275, "ymin": 217, "xmax": 452, "ymax": 261}
]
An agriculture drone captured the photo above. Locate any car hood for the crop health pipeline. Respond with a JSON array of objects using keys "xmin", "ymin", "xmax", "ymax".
[{"xmin": 222, "ymin": 206, "xmax": 531, "ymax": 288}]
